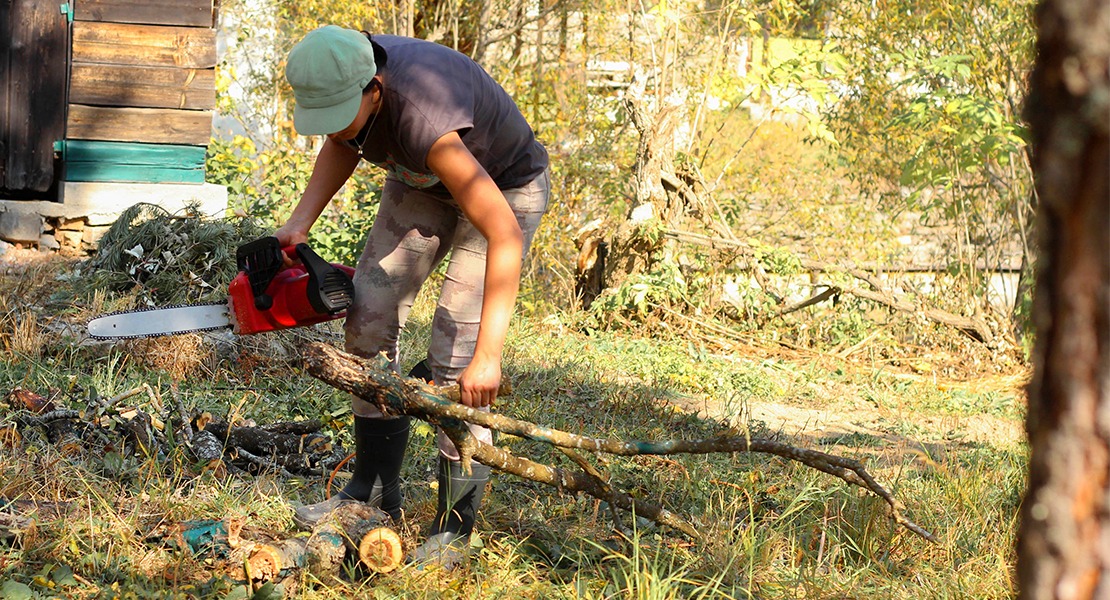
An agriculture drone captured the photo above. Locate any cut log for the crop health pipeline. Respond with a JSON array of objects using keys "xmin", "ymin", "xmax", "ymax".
[
  {"xmin": 189, "ymin": 428, "xmax": 224, "ymax": 463},
  {"xmin": 325, "ymin": 503, "xmax": 404, "ymax": 573},
  {"xmin": 248, "ymin": 504, "xmax": 402, "ymax": 580},
  {"xmin": 304, "ymin": 524, "xmax": 347, "ymax": 583},
  {"xmin": 358, "ymin": 527, "xmax": 404, "ymax": 574},
  {"xmin": 247, "ymin": 538, "xmax": 309, "ymax": 582},
  {"xmin": 203, "ymin": 421, "xmax": 332, "ymax": 457},
  {"xmin": 245, "ymin": 526, "xmax": 347, "ymax": 585},
  {"xmin": 258, "ymin": 421, "xmax": 325, "ymax": 436}
]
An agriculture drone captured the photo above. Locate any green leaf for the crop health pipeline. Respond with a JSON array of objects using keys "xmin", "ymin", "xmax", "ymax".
[
  {"xmin": 0, "ymin": 581, "xmax": 34, "ymax": 600},
  {"xmin": 48, "ymin": 565, "xmax": 78, "ymax": 588},
  {"xmin": 252, "ymin": 582, "xmax": 284, "ymax": 600},
  {"xmin": 412, "ymin": 421, "xmax": 436, "ymax": 439}
]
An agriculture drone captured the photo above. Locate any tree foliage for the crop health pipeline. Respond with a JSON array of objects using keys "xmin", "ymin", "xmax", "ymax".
[
  {"xmin": 824, "ymin": 0, "xmax": 1037, "ymax": 307},
  {"xmin": 207, "ymin": 0, "xmax": 1039, "ymax": 351}
]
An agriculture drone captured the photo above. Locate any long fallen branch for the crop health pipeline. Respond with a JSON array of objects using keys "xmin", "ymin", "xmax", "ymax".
[
  {"xmin": 662, "ymin": 228, "xmax": 997, "ymax": 344},
  {"xmin": 302, "ymin": 343, "xmax": 937, "ymax": 543}
]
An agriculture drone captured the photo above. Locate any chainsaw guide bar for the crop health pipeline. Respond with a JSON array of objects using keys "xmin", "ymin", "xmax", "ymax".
[{"xmin": 86, "ymin": 302, "xmax": 232, "ymax": 340}]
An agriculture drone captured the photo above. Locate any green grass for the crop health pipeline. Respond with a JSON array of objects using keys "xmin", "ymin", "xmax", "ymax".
[{"xmin": 0, "ymin": 258, "xmax": 1024, "ymax": 599}]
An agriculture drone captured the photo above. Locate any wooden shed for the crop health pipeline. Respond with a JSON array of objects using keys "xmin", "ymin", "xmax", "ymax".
[{"xmin": 0, "ymin": 0, "xmax": 227, "ymax": 253}]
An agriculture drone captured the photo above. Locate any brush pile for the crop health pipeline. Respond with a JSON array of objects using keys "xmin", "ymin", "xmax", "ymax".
[
  {"xmin": 72, "ymin": 202, "xmax": 266, "ymax": 307},
  {"xmin": 1, "ymin": 384, "xmax": 407, "ymax": 594}
]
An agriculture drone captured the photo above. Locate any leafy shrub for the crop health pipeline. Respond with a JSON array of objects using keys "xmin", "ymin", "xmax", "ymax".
[{"xmin": 207, "ymin": 136, "xmax": 381, "ymax": 266}]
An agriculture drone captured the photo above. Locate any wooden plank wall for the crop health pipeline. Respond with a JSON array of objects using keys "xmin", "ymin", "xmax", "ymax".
[
  {"xmin": 65, "ymin": 140, "xmax": 207, "ymax": 183},
  {"xmin": 66, "ymin": 0, "xmax": 217, "ymax": 182},
  {"xmin": 1, "ymin": 0, "xmax": 68, "ymax": 194},
  {"xmin": 75, "ymin": 0, "xmax": 215, "ymax": 28}
]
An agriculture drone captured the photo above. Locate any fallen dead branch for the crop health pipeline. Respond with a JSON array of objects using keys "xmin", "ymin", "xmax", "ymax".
[
  {"xmin": 301, "ymin": 343, "xmax": 938, "ymax": 543},
  {"xmin": 662, "ymin": 228, "xmax": 998, "ymax": 345}
]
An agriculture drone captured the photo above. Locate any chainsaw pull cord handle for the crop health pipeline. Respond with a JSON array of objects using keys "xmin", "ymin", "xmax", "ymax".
[{"xmin": 293, "ymin": 243, "xmax": 356, "ymax": 315}]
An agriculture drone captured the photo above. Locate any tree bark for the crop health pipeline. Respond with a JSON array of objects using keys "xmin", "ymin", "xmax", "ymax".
[
  {"xmin": 592, "ymin": 96, "xmax": 682, "ymax": 296},
  {"xmin": 1016, "ymin": 1, "xmax": 1110, "ymax": 598}
]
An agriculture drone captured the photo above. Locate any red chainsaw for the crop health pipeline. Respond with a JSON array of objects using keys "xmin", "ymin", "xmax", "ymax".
[{"xmin": 87, "ymin": 237, "xmax": 356, "ymax": 339}]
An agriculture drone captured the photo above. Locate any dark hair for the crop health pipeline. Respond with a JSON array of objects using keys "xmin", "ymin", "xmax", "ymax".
[
  {"xmin": 360, "ymin": 32, "xmax": 388, "ymax": 93},
  {"xmin": 361, "ymin": 31, "xmax": 388, "ymax": 69}
]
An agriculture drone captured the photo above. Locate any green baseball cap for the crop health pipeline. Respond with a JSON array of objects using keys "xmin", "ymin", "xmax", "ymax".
[{"xmin": 285, "ymin": 26, "xmax": 377, "ymax": 135}]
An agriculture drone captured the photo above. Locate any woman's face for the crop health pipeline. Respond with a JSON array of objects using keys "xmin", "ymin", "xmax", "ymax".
[{"xmin": 327, "ymin": 91, "xmax": 374, "ymax": 142}]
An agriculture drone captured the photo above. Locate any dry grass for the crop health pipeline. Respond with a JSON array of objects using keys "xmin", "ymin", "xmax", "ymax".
[
  {"xmin": 0, "ymin": 250, "xmax": 69, "ymax": 358},
  {"xmin": 3, "ymin": 309, "xmax": 46, "ymax": 357},
  {"xmin": 122, "ymin": 335, "xmax": 211, "ymax": 380},
  {"xmin": 0, "ymin": 248, "xmax": 1027, "ymax": 599}
]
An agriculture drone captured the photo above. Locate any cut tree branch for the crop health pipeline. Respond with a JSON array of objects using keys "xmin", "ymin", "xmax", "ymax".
[
  {"xmin": 663, "ymin": 228, "xmax": 996, "ymax": 344},
  {"xmin": 301, "ymin": 343, "xmax": 937, "ymax": 543},
  {"xmin": 777, "ymin": 286, "xmax": 841, "ymax": 316}
]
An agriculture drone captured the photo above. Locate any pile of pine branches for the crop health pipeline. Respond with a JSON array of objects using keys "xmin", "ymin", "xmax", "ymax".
[{"xmin": 74, "ymin": 203, "xmax": 266, "ymax": 307}]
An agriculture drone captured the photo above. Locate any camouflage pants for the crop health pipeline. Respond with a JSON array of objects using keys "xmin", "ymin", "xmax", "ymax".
[{"xmin": 345, "ymin": 171, "xmax": 549, "ymax": 459}]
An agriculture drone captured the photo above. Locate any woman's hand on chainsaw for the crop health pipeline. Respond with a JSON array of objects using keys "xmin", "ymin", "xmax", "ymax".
[
  {"xmin": 274, "ymin": 137, "xmax": 361, "ymax": 266},
  {"xmin": 273, "ymin": 225, "xmax": 310, "ymax": 266}
]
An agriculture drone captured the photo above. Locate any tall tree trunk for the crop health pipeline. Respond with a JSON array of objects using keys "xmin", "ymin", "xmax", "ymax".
[{"xmin": 1016, "ymin": 0, "xmax": 1110, "ymax": 598}]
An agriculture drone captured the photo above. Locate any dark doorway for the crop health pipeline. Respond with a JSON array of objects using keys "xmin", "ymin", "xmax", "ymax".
[{"xmin": 1, "ymin": 0, "xmax": 69, "ymax": 200}]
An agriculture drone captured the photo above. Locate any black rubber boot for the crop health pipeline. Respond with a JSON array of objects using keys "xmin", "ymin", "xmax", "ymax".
[
  {"xmin": 338, "ymin": 415, "xmax": 410, "ymax": 519},
  {"xmin": 410, "ymin": 456, "xmax": 491, "ymax": 569},
  {"xmin": 293, "ymin": 415, "xmax": 409, "ymax": 529},
  {"xmin": 335, "ymin": 360, "xmax": 429, "ymax": 514},
  {"xmin": 408, "ymin": 359, "xmax": 433, "ymax": 383}
]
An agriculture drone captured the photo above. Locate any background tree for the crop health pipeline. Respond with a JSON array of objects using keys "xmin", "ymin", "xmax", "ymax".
[
  {"xmin": 824, "ymin": 0, "xmax": 1037, "ymax": 338},
  {"xmin": 209, "ymin": 0, "xmax": 1042, "ymax": 358},
  {"xmin": 1016, "ymin": 0, "xmax": 1109, "ymax": 597}
]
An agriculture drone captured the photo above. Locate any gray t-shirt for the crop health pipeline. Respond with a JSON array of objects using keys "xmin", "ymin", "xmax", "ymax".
[{"xmin": 344, "ymin": 35, "xmax": 548, "ymax": 194}]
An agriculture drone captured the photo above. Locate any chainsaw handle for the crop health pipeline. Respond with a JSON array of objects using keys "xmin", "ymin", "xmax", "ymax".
[
  {"xmin": 279, "ymin": 244, "xmax": 300, "ymax": 266},
  {"xmin": 237, "ymin": 236, "xmax": 285, "ymax": 309},
  {"xmin": 290, "ymin": 243, "xmax": 355, "ymax": 314},
  {"xmin": 237, "ymin": 237, "xmax": 353, "ymax": 314}
]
